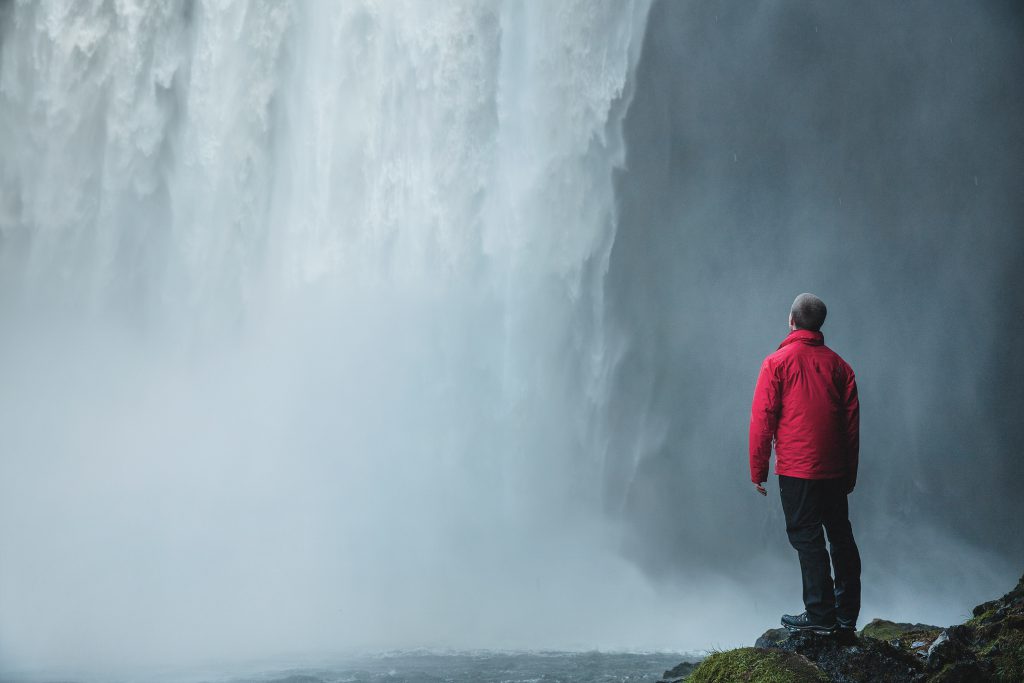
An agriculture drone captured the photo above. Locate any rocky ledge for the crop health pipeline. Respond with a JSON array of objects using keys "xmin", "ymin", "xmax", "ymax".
[{"xmin": 657, "ymin": 572, "xmax": 1024, "ymax": 682}]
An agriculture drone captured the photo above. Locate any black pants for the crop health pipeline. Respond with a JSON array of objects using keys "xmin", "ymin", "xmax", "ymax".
[{"xmin": 779, "ymin": 474, "xmax": 861, "ymax": 624}]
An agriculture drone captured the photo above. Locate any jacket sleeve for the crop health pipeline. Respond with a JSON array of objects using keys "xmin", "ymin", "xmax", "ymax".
[
  {"xmin": 749, "ymin": 358, "xmax": 781, "ymax": 483},
  {"xmin": 841, "ymin": 366, "xmax": 860, "ymax": 487}
]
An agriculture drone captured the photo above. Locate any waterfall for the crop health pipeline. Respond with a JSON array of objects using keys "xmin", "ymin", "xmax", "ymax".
[{"xmin": 0, "ymin": 1, "xmax": 750, "ymax": 673}]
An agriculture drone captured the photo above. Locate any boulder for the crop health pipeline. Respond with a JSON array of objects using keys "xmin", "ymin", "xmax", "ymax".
[
  {"xmin": 657, "ymin": 659, "xmax": 698, "ymax": 683},
  {"xmin": 755, "ymin": 628, "xmax": 791, "ymax": 649},
  {"xmin": 762, "ymin": 629, "xmax": 923, "ymax": 683}
]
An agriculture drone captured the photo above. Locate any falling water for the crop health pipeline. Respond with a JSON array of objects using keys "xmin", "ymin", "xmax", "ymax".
[{"xmin": 0, "ymin": 1, "xmax": 760, "ymax": 677}]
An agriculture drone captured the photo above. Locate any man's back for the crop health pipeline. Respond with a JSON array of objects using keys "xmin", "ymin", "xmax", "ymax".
[{"xmin": 749, "ymin": 329, "xmax": 859, "ymax": 486}]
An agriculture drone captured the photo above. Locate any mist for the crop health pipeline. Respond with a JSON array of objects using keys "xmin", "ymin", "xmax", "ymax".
[
  {"xmin": 1, "ymin": 0, "xmax": 1022, "ymax": 680},
  {"xmin": 0, "ymin": 1, "xmax": 706, "ymax": 677},
  {"xmin": 606, "ymin": 0, "xmax": 1023, "ymax": 627}
]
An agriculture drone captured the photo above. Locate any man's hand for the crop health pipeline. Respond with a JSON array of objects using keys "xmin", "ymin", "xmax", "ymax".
[{"xmin": 754, "ymin": 481, "xmax": 767, "ymax": 496}]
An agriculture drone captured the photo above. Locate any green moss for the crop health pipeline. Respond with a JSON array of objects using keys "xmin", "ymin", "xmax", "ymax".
[
  {"xmin": 966, "ymin": 608, "xmax": 998, "ymax": 627},
  {"xmin": 927, "ymin": 661, "xmax": 967, "ymax": 683},
  {"xmin": 860, "ymin": 619, "xmax": 907, "ymax": 641},
  {"xmin": 989, "ymin": 628, "xmax": 1024, "ymax": 682},
  {"xmin": 686, "ymin": 647, "xmax": 828, "ymax": 683},
  {"xmin": 859, "ymin": 619, "xmax": 941, "ymax": 654}
]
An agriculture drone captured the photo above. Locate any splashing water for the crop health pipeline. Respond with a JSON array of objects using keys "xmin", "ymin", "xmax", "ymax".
[{"xmin": 0, "ymin": 1, "xmax": 766, "ymax": 677}]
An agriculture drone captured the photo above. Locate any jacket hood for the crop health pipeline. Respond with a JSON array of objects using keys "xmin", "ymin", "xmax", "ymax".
[{"xmin": 778, "ymin": 329, "xmax": 825, "ymax": 349}]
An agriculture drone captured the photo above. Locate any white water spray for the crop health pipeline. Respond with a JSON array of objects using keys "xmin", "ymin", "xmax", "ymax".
[{"xmin": 0, "ymin": 1, "xmax": 767, "ymax": 676}]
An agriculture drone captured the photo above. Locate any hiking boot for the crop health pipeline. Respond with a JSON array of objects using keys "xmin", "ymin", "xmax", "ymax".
[
  {"xmin": 833, "ymin": 619, "xmax": 858, "ymax": 643},
  {"xmin": 781, "ymin": 611, "xmax": 836, "ymax": 635}
]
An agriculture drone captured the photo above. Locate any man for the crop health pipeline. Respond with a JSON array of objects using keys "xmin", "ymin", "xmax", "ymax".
[{"xmin": 749, "ymin": 293, "xmax": 861, "ymax": 635}]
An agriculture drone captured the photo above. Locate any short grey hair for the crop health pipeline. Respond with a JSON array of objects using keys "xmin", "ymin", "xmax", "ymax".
[{"xmin": 790, "ymin": 293, "xmax": 827, "ymax": 331}]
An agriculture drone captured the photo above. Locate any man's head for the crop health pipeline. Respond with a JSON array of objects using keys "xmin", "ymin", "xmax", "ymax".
[{"xmin": 789, "ymin": 293, "xmax": 827, "ymax": 331}]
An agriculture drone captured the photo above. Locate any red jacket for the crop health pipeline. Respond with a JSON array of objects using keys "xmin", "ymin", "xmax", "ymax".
[{"xmin": 749, "ymin": 329, "xmax": 859, "ymax": 485}]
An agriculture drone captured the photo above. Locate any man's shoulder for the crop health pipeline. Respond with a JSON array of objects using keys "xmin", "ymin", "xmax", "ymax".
[
  {"xmin": 768, "ymin": 341, "xmax": 853, "ymax": 371},
  {"xmin": 766, "ymin": 341, "xmax": 801, "ymax": 362},
  {"xmin": 760, "ymin": 346, "xmax": 793, "ymax": 375},
  {"xmin": 819, "ymin": 344, "xmax": 856, "ymax": 379}
]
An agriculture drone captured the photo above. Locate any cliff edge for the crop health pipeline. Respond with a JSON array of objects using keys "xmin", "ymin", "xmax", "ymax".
[{"xmin": 658, "ymin": 572, "xmax": 1024, "ymax": 682}]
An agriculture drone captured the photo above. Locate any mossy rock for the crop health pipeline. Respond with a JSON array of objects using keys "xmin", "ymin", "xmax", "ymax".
[
  {"xmin": 754, "ymin": 628, "xmax": 791, "ymax": 649},
  {"xmin": 686, "ymin": 647, "xmax": 828, "ymax": 683},
  {"xmin": 860, "ymin": 618, "xmax": 941, "ymax": 643},
  {"xmin": 859, "ymin": 618, "xmax": 943, "ymax": 659},
  {"xmin": 659, "ymin": 659, "xmax": 699, "ymax": 682},
  {"xmin": 976, "ymin": 619, "xmax": 1024, "ymax": 682},
  {"xmin": 962, "ymin": 573, "xmax": 1024, "ymax": 682},
  {"xmin": 681, "ymin": 573, "xmax": 1024, "ymax": 683},
  {"xmin": 967, "ymin": 608, "xmax": 999, "ymax": 628}
]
